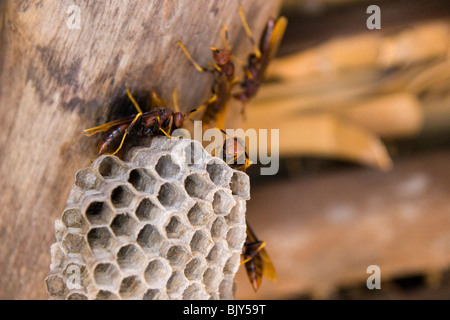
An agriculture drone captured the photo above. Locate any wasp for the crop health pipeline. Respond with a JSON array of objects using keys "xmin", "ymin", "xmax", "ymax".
[
  {"xmin": 211, "ymin": 129, "xmax": 251, "ymax": 172},
  {"xmin": 234, "ymin": 5, "xmax": 287, "ymax": 107},
  {"xmin": 212, "ymin": 129, "xmax": 276, "ymax": 291},
  {"xmin": 84, "ymin": 89, "xmax": 196, "ymax": 156},
  {"xmin": 242, "ymin": 223, "xmax": 277, "ymax": 291},
  {"xmin": 177, "ymin": 25, "xmax": 238, "ymax": 130}
]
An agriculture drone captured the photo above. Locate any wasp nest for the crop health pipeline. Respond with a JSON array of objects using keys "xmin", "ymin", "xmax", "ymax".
[{"xmin": 45, "ymin": 137, "xmax": 250, "ymax": 300}]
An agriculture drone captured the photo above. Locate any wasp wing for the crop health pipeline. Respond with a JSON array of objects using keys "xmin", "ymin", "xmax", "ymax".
[
  {"xmin": 84, "ymin": 110, "xmax": 163, "ymax": 136},
  {"xmin": 267, "ymin": 16, "xmax": 287, "ymax": 63},
  {"xmin": 260, "ymin": 247, "xmax": 277, "ymax": 282},
  {"xmin": 245, "ymin": 224, "xmax": 277, "ymax": 287},
  {"xmin": 84, "ymin": 115, "xmax": 137, "ymax": 136}
]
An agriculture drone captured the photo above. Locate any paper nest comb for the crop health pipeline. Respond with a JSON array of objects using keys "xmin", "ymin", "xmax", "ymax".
[{"xmin": 45, "ymin": 137, "xmax": 250, "ymax": 300}]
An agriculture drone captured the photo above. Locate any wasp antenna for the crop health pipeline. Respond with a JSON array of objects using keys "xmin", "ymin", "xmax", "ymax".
[
  {"xmin": 110, "ymin": 132, "xmax": 128, "ymax": 156},
  {"xmin": 177, "ymin": 41, "xmax": 205, "ymax": 73},
  {"xmin": 238, "ymin": 5, "xmax": 261, "ymax": 58}
]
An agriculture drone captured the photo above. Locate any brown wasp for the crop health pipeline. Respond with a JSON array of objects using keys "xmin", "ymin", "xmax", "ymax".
[
  {"xmin": 213, "ymin": 129, "xmax": 276, "ymax": 291},
  {"xmin": 242, "ymin": 223, "xmax": 277, "ymax": 291},
  {"xmin": 84, "ymin": 89, "xmax": 196, "ymax": 156},
  {"xmin": 234, "ymin": 5, "xmax": 287, "ymax": 107},
  {"xmin": 211, "ymin": 129, "xmax": 251, "ymax": 172},
  {"xmin": 177, "ymin": 25, "xmax": 238, "ymax": 130}
]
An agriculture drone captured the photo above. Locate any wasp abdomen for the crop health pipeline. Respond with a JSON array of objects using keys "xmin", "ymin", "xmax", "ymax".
[{"xmin": 97, "ymin": 124, "xmax": 129, "ymax": 155}]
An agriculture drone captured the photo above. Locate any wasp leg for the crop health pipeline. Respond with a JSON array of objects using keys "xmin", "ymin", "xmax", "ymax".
[
  {"xmin": 156, "ymin": 116, "xmax": 171, "ymax": 137},
  {"xmin": 110, "ymin": 132, "xmax": 128, "ymax": 156},
  {"xmin": 177, "ymin": 41, "xmax": 214, "ymax": 73},
  {"xmin": 109, "ymin": 90, "xmax": 145, "ymax": 156},
  {"xmin": 110, "ymin": 112, "xmax": 142, "ymax": 156}
]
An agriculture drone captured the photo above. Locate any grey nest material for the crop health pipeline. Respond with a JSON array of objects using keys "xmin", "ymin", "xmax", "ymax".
[{"xmin": 45, "ymin": 137, "xmax": 250, "ymax": 300}]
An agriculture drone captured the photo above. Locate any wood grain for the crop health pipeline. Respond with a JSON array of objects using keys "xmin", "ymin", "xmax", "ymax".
[{"xmin": 0, "ymin": 0, "xmax": 282, "ymax": 299}]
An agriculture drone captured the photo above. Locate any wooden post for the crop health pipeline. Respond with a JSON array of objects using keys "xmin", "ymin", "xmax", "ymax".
[{"xmin": 0, "ymin": 0, "xmax": 282, "ymax": 299}]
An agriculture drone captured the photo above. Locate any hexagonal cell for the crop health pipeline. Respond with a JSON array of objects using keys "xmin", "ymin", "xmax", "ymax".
[
  {"xmin": 75, "ymin": 168, "xmax": 103, "ymax": 191},
  {"xmin": 212, "ymin": 189, "xmax": 235, "ymax": 216},
  {"xmin": 119, "ymin": 275, "xmax": 145, "ymax": 299},
  {"xmin": 190, "ymin": 230, "xmax": 213, "ymax": 256},
  {"xmin": 226, "ymin": 226, "xmax": 246, "ymax": 251},
  {"xmin": 166, "ymin": 245, "xmax": 191, "ymax": 268},
  {"xmin": 97, "ymin": 155, "xmax": 127, "ymax": 179},
  {"xmin": 63, "ymin": 233, "xmax": 88, "ymax": 255},
  {"xmin": 94, "ymin": 263, "xmax": 121, "ymax": 288},
  {"xmin": 54, "ymin": 220, "xmax": 67, "ymax": 244},
  {"xmin": 45, "ymin": 274, "xmax": 67, "ymax": 297},
  {"xmin": 128, "ymin": 168, "xmax": 158, "ymax": 194},
  {"xmin": 62, "ymin": 208, "xmax": 87, "ymax": 230},
  {"xmin": 87, "ymin": 227, "xmax": 114, "ymax": 252},
  {"xmin": 219, "ymin": 278, "xmax": 235, "ymax": 300},
  {"xmin": 183, "ymin": 283, "xmax": 209, "ymax": 300},
  {"xmin": 207, "ymin": 159, "xmax": 231, "ymax": 186},
  {"xmin": 67, "ymin": 187, "xmax": 83, "ymax": 206},
  {"xmin": 137, "ymin": 224, "xmax": 165, "ymax": 254},
  {"xmin": 157, "ymin": 182, "xmax": 185, "ymax": 209},
  {"xmin": 95, "ymin": 290, "xmax": 120, "ymax": 300},
  {"xmin": 229, "ymin": 171, "xmax": 250, "ymax": 199},
  {"xmin": 110, "ymin": 213, "xmax": 138, "ymax": 238},
  {"xmin": 50, "ymin": 243, "xmax": 66, "ymax": 270},
  {"xmin": 144, "ymin": 258, "xmax": 171, "ymax": 287},
  {"xmin": 116, "ymin": 244, "xmax": 146, "ymax": 273},
  {"xmin": 184, "ymin": 141, "xmax": 207, "ymax": 168},
  {"xmin": 155, "ymin": 154, "xmax": 182, "ymax": 180},
  {"xmin": 225, "ymin": 200, "xmax": 246, "ymax": 225},
  {"xmin": 143, "ymin": 288, "xmax": 165, "ymax": 300},
  {"xmin": 166, "ymin": 271, "xmax": 188, "ymax": 296},
  {"xmin": 84, "ymin": 201, "xmax": 113, "ymax": 226},
  {"xmin": 188, "ymin": 202, "xmax": 214, "ymax": 227},
  {"xmin": 223, "ymin": 252, "xmax": 241, "ymax": 275},
  {"xmin": 66, "ymin": 293, "xmax": 88, "ymax": 300},
  {"xmin": 210, "ymin": 216, "xmax": 227, "ymax": 239},
  {"xmin": 135, "ymin": 197, "xmax": 163, "ymax": 222},
  {"xmin": 110, "ymin": 184, "xmax": 134, "ymax": 209},
  {"xmin": 203, "ymin": 267, "xmax": 221, "ymax": 290},
  {"xmin": 185, "ymin": 257, "xmax": 207, "ymax": 281},
  {"xmin": 207, "ymin": 241, "xmax": 230, "ymax": 267},
  {"xmin": 165, "ymin": 215, "xmax": 190, "ymax": 240},
  {"xmin": 184, "ymin": 173, "xmax": 214, "ymax": 200}
]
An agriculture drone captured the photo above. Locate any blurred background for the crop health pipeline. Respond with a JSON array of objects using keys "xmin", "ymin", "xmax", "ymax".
[{"xmin": 233, "ymin": 0, "xmax": 450, "ymax": 299}]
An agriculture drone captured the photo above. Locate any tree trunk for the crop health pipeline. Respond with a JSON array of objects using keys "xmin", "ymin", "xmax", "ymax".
[{"xmin": 0, "ymin": 0, "xmax": 282, "ymax": 299}]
